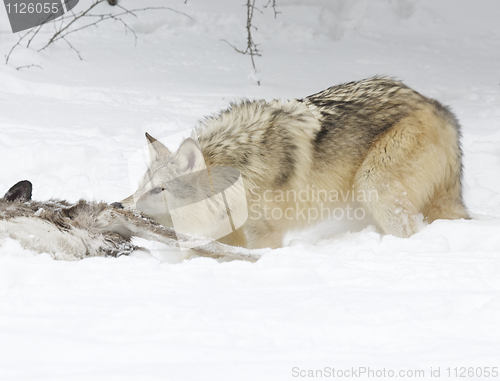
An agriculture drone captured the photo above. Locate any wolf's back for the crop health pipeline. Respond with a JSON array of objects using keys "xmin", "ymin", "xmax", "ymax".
[
  {"xmin": 196, "ymin": 99, "xmax": 322, "ymax": 189},
  {"xmin": 303, "ymin": 77, "xmax": 452, "ymax": 164}
]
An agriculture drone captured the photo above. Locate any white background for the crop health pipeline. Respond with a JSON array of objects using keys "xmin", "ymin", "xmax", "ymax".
[{"xmin": 1, "ymin": 0, "xmax": 500, "ymax": 379}]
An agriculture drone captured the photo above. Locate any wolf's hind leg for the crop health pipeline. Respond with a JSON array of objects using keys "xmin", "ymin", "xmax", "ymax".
[
  {"xmin": 353, "ymin": 110, "xmax": 460, "ymax": 238},
  {"xmin": 422, "ymin": 187, "xmax": 470, "ymax": 223}
]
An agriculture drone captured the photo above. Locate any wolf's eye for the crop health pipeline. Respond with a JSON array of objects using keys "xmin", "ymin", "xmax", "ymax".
[{"xmin": 150, "ymin": 187, "xmax": 164, "ymax": 195}]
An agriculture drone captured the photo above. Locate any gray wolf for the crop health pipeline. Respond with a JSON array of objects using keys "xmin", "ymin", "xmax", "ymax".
[
  {"xmin": 114, "ymin": 77, "xmax": 469, "ymax": 249},
  {"xmin": 0, "ymin": 180, "xmax": 259, "ymax": 261}
]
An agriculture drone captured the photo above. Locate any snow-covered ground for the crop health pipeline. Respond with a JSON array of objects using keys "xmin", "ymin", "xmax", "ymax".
[{"xmin": 1, "ymin": 0, "xmax": 500, "ymax": 379}]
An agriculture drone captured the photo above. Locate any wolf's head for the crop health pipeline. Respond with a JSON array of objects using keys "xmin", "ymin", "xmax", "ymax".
[{"xmin": 113, "ymin": 133, "xmax": 208, "ymax": 228}]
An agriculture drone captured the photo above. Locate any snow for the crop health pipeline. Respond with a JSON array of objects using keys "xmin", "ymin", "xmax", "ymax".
[{"xmin": 1, "ymin": 0, "xmax": 500, "ymax": 379}]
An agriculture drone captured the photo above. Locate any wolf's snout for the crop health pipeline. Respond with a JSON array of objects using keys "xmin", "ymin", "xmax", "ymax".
[{"xmin": 111, "ymin": 202, "xmax": 124, "ymax": 209}]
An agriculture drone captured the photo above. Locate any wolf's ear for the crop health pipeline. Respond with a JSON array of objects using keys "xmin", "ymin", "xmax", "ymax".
[
  {"xmin": 174, "ymin": 138, "xmax": 206, "ymax": 173},
  {"xmin": 3, "ymin": 180, "xmax": 32, "ymax": 202},
  {"xmin": 146, "ymin": 132, "xmax": 171, "ymax": 162}
]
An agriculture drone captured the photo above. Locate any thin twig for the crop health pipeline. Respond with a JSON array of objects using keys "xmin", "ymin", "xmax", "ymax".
[
  {"xmin": 221, "ymin": 0, "xmax": 278, "ymax": 84},
  {"xmin": 26, "ymin": 25, "xmax": 42, "ymax": 48},
  {"xmin": 38, "ymin": 0, "xmax": 107, "ymax": 52},
  {"xmin": 221, "ymin": 0, "xmax": 261, "ymax": 75},
  {"xmin": 62, "ymin": 36, "xmax": 82, "ymax": 60},
  {"xmin": 5, "ymin": 34, "xmax": 25, "ymax": 64},
  {"xmin": 38, "ymin": 6, "xmax": 192, "ymax": 52},
  {"xmin": 264, "ymin": 0, "xmax": 280, "ymax": 18},
  {"xmin": 246, "ymin": 0, "xmax": 258, "ymax": 71},
  {"xmin": 16, "ymin": 64, "xmax": 43, "ymax": 70}
]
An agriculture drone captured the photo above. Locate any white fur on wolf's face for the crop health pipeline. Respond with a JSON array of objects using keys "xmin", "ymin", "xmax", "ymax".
[{"xmin": 118, "ymin": 135, "xmax": 207, "ymax": 229}]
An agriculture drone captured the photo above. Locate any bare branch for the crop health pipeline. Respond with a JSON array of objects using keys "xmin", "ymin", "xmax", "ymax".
[
  {"xmin": 62, "ymin": 36, "xmax": 82, "ymax": 60},
  {"xmin": 222, "ymin": 0, "xmax": 278, "ymax": 84},
  {"xmin": 264, "ymin": 0, "xmax": 280, "ymax": 18},
  {"xmin": 38, "ymin": 6, "xmax": 192, "ymax": 52},
  {"xmin": 38, "ymin": 0, "xmax": 107, "ymax": 52},
  {"xmin": 220, "ymin": 39, "xmax": 261, "ymax": 57},
  {"xmin": 5, "ymin": 33, "xmax": 27, "ymax": 64},
  {"xmin": 5, "ymin": 1, "xmax": 192, "ymax": 63},
  {"xmin": 26, "ymin": 25, "xmax": 43, "ymax": 48},
  {"xmin": 222, "ymin": 0, "xmax": 261, "ymax": 78},
  {"xmin": 16, "ymin": 64, "xmax": 43, "ymax": 71}
]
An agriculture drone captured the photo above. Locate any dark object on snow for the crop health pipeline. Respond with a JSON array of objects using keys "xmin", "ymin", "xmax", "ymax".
[{"xmin": 3, "ymin": 180, "xmax": 32, "ymax": 202}]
